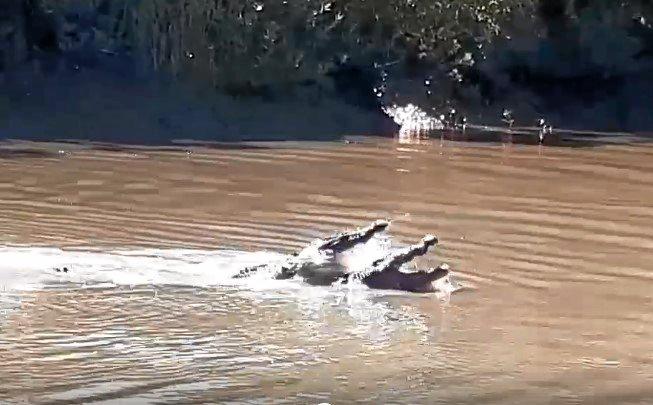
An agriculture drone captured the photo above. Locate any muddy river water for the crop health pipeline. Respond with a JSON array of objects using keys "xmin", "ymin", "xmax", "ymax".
[{"xmin": 1, "ymin": 135, "xmax": 652, "ymax": 404}]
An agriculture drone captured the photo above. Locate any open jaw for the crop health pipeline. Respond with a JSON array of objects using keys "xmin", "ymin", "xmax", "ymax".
[
  {"xmin": 38, "ymin": 220, "xmax": 459, "ymax": 295},
  {"xmin": 358, "ymin": 264, "xmax": 452, "ymax": 293},
  {"xmin": 235, "ymin": 220, "xmax": 460, "ymax": 294}
]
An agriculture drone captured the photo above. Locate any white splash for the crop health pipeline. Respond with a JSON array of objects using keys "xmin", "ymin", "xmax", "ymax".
[
  {"xmin": 0, "ymin": 246, "xmax": 287, "ymax": 292},
  {"xmin": 0, "ymin": 234, "xmax": 459, "ymax": 298},
  {"xmin": 0, "ymin": 236, "xmax": 390, "ymax": 293},
  {"xmin": 382, "ymin": 103, "xmax": 444, "ymax": 133}
]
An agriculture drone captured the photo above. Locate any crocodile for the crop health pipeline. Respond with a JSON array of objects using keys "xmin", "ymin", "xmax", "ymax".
[{"xmin": 234, "ymin": 220, "xmax": 453, "ymax": 293}]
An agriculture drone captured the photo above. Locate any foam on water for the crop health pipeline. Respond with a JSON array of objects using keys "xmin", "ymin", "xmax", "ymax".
[
  {"xmin": 0, "ymin": 246, "xmax": 287, "ymax": 292},
  {"xmin": 0, "ymin": 243, "xmax": 323, "ymax": 293},
  {"xmin": 0, "ymin": 232, "xmax": 458, "ymax": 314},
  {"xmin": 332, "ymin": 232, "xmax": 392, "ymax": 273}
]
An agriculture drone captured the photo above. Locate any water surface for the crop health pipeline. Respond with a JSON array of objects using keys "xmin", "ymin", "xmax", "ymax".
[{"xmin": 1, "ymin": 136, "xmax": 652, "ymax": 404}]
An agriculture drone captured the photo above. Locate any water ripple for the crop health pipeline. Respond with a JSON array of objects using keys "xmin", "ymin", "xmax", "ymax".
[{"xmin": 1, "ymin": 139, "xmax": 653, "ymax": 403}]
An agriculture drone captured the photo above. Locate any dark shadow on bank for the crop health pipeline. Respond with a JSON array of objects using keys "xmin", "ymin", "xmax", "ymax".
[
  {"xmin": 0, "ymin": 61, "xmax": 396, "ymax": 146},
  {"xmin": 1, "ymin": 63, "xmax": 650, "ymax": 150},
  {"xmin": 4, "ymin": 0, "xmax": 653, "ymax": 151}
]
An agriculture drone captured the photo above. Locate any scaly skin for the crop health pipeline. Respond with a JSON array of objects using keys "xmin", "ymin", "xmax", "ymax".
[
  {"xmin": 360, "ymin": 264, "xmax": 450, "ymax": 293},
  {"xmin": 233, "ymin": 220, "xmax": 389, "ymax": 279},
  {"xmin": 234, "ymin": 223, "xmax": 452, "ymax": 293},
  {"xmin": 316, "ymin": 219, "xmax": 389, "ymax": 253},
  {"xmin": 362, "ymin": 234, "xmax": 438, "ymax": 278},
  {"xmin": 336, "ymin": 234, "xmax": 450, "ymax": 292}
]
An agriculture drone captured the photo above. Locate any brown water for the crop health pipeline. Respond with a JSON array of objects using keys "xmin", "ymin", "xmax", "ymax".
[{"xmin": 1, "ymin": 136, "xmax": 653, "ymax": 404}]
